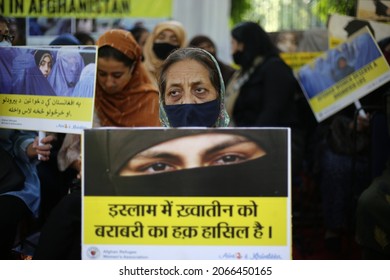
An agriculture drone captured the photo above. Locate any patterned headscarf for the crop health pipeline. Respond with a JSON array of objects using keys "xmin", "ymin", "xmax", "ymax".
[{"xmin": 95, "ymin": 29, "xmax": 160, "ymax": 127}]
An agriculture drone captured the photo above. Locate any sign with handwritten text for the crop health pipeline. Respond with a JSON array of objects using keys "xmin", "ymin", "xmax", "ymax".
[
  {"xmin": 0, "ymin": 46, "xmax": 96, "ymax": 133},
  {"xmin": 82, "ymin": 128, "xmax": 291, "ymax": 260}
]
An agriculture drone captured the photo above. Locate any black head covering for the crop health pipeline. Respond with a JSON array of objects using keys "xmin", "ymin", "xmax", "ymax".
[
  {"xmin": 50, "ymin": 33, "xmax": 81, "ymax": 45},
  {"xmin": 33, "ymin": 49, "xmax": 54, "ymax": 66},
  {"xmin": 189, "ymin": 35, "xmax": 216, "ymax": 54},
  {"xmin": 231, "ymin": 21, "xmax": 279, "ymax": 70},
  {"xmin": 344, "ymin": 19, "xmax": 375, "ymax": 38}
]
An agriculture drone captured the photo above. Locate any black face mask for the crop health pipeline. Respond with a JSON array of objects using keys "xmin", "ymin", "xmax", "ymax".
[
  {"xmin": 164, "ymin": 99, "xmax": 220, "ymax": 127},
  {"xmin": 153, "ymin": 42, "xmax": 179, "ymax": 60},
  {"xmin": 232, "ymin": 51, "xmax": 244, "ymax": 66}
]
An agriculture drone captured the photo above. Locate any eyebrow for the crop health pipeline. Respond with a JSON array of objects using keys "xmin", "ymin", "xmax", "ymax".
[
  {"xmin": 203, "ymin": 136, "xmax": 257, "ymax": 156},
  {"xmin": 97, "ymin": 69, "xmax": 124, "ymax": 75},
  {"xmin": 167, "ymin": 80, "xmax": 206, "ymax": 89},
  {"xmin": 130, "ymin": 151, "xmax": 180, "ymax": 162}
]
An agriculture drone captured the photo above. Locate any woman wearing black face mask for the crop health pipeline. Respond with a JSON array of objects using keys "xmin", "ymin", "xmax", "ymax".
[
  {"xmin": 225, "ymin": 21, "xmax": 305, "ymax": 177},
  {"xmin": 143, "ymin": 20, "xmax": 187, "ymax": 87},
  {"xmin": 158, "ymin": 47, "xmax": 230, "ymax": 127}
]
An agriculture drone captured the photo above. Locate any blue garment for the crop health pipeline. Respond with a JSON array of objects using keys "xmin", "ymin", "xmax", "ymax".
[
  {"xmin": 72, "ymin": 63, "xmax": 96, "ymax": 98},
  {"xmin": 297, "ymin": 65, "xmax": 316, "ymax": 99},
  {"xmin": 0, "ymin": 129, "xmax": 41, "ymax": 217},
  {"xmin": 351, "ymin": 32, "xmax": 382, "ymax": 70},
  {"xmin": 298, "ymin": 56, "xmax": 334, "ymax": 98},
  {"xmin": 313, "ymin": 56, "xmax": 335, "ymax": 93},
  {"xmin": 330, "ymin": 50, "xmax": 355, "ymax": 83},
  {"xmin": 0, "ymin": 47, "xmax": 25, "ymax": 93},
  {"xmin": 11, "ymin": 53, "xmax": 56, "ymax": 96},
  {"xmin": 49, "ymin": 33, "xmax": 80, "ymax": 46},
  {"xmin": 48, "ymin": 47, "xmax": 85, "ymax": 96}
]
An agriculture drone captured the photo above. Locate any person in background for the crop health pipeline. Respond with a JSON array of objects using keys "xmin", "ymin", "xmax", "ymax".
[
  {"xmin": 0, "ymin": 130, "xmax": 54, "ymax": 259},
  {"xmin": 0, "ymin": 17, "xmax": 24, "ymax": 94},
  {"xmin": 49, "ymin": 33, "xmax": 80, "ymax": 46},
  {"xmin": 378, "ymin": 36, "xmax": 390, "ymax": 62},
  {"xmin": 158, "ymin": 47, "xmax": 230, "ymax": 128},
  {"xmin": 0, "ymin": 16, "xmax": 14, "ymax": 47},
  {"xmin": 225, "ymin": 21, "xmax": 304, "ymax": 176},
  {"xmin": 8, "ymin": 17, "xmax": 25, "ymax": 46},
  {"xmin": 143, "ymin": 20, "xmax": 187, "ymax": 87},
  {"xmin": 76, "ymin": 18, "xmax": 95, "ymax": 34},
  {"xmin": 355, "ymin": 36, "xmax": 390, "ymax": 260},
  {"xmin": 128, "ymin": 22, "xmax": 150, "ymax": 53},
  {"xmin": 355, "ymin": 137, "xmax": 390, "ymax": 259},
  {"xmin": 188, "ymin": 34, "xmax": 235, "ymax": 85},
  {"xmin": 73, "ymin": 31, "xmax": 95, "ymax": 45},
  {"xmin": 34, "ymin": 29, "xmax": 160, "ymax": 260},
  {"xmin": 94, "ymin": 29, "xmax": 160, "ymax": 127},
  {"xmin": 275, "ymin": 31, "xmax": 299, "ymax": 53}
]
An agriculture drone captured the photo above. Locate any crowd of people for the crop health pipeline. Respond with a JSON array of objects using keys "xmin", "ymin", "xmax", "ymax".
[{"xmin": 1, "ymin": 13, "xmax": 390, "ymax": 260}]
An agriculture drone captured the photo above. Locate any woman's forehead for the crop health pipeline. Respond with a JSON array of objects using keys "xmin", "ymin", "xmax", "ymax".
[
  {"xmin": 137, "ymin": 133, "xmax": 248, "ymax": 153},
  {"xmin": 167, "ymin": 59, "xmax": 207, "ymax": 74}
]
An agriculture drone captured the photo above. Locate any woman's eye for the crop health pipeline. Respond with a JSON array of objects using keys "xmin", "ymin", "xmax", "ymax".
[
  {"xmin": 156, "ymin": 34, "xmax": 165, "ymax": 40},
  {"xmin": 112, "ymin": 73, "xmax": 123, "ymax": 79},
  {"xmin": 213, "ymin": 154, "xmax": 245, "ymax": 165},
  {"xmin": 167, "ymin": 90, "xmax": 181, "ymax": 99},
  {"xmin": 195, "ymin": 87, "xmax": 207, "ymax": 95},
  {"xmin": 141, "ymin": 162, "xmax": 175, "ymax": 174},
  {"xmin": 169, "ymin": 90, "xmax": 178, "ymax": 96}
]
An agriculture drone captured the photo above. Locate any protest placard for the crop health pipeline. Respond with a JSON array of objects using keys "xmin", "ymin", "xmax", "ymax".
[
  {"xmin": 82, "ymin": 127, "xmax": 291, "ymax": 260},
  {"xmin": 296, "ymin": 27, "xmax": 390, "ymax": 122},
  {"xmin": 0, "ymin": 45, "xmax": 96, "ymax": 133}
]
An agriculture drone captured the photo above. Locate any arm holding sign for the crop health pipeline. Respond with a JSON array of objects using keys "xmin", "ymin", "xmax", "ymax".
[
  {"xmin": 28, "ymin": 132, "xmax": 55, "ymax": 162},
  {"xmin": 0, "ymin": 129, "xmax": 54, "ymax": 259}
]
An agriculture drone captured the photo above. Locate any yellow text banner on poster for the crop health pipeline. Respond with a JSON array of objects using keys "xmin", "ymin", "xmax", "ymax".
[
  {"xmin": 84, "ymin": 196, "xmax": 287, "ymax": 246},
  {"xmin": 309, "ymin": 57, "xmax": 389, "ymax": 113},
  {"xmin": 281, "ymin": 52, "xmax": 323, "ymax": 71},
  {"xmin": 1, "ymin": 0, "xmax": 172, "ymax": 18},
  {"xmin": 0, "ymin": 94, "xmax": 93, "ymax": 121},
  {"xmin": 328, "ymin": 36, "xmax": 344, "ymax": 50}
]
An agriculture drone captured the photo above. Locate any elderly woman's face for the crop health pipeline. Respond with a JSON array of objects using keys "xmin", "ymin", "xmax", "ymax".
[{"xmin": 164, "ymin": 59, "xmax": 218, "ymax": 105}]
